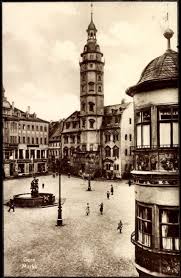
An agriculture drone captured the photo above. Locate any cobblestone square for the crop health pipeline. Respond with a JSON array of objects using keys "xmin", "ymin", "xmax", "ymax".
[{"xmin": 4, "ymin": 175, "xmax": 137, "ymax": 277}]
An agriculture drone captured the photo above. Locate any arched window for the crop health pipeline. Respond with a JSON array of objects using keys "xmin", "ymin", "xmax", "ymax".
[
  {"xmin": 98, "ymin": 75, "xmax": 102, "ymax": 81},
  {"xmin": 113, "ymin": 146, "xmax": 119, "ymax": 158},
  {"xmin": 105, "ymin": 146, "xmax": 111, "ymax": 157},
  {"xmin": 105, "ymin": 132, "xmax": 111, "ymax": 143},
  {"xmin": 89, "ymin": 119, "xmax": 95, "ymax": 128},
  {"xmin": 89, "ymin": 102, "xmax": 95, "ymax": 112},
  {"xmin": 70, "ymin": 147, "xmax": 75, "ymax": 156},
  {"xmin": 98, "ymin": 85, "xmax": 102, "ymax": 92},
  {"xmin": 113, "ymin": 132, "xmax": 119, "ymax": 142}
]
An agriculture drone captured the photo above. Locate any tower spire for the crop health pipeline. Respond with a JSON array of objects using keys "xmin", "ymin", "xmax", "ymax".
[
  {"xmin": 163, "ymin": 4, "xmax": 174, "ymax": 51},
  {"xmin": 91, "ymin": 2, "xmax": 93, "ymax": 22}
]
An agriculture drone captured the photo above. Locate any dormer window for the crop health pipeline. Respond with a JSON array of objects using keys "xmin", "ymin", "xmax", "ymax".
[{"xmin": 89, "ymin": 102, "xmax": 95, "ymax": 112}]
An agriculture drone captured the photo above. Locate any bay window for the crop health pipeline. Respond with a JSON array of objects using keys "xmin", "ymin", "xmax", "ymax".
[
  {"xmin": 136, "ymin": 203, "xmax": 152, "ymax": 247},
  {"xmin": 158, "ymin": 106, "xmax": 178, "ymax": 147},
  {"xmin": 136, "ymin": 109, "xmax": 151, "ymax": 148},
  {"xmin": 159, "ymin": 208, "xmax": 179, "ymax": 251}
]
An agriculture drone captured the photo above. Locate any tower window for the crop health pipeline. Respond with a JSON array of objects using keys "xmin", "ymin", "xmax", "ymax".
[
  {"xmin": 129, "ymin": 118, "xmax": 132, "ymax": 124},
  {"xmin": 81, "ymin": 103, "xmax": 85, "ymax": 111},
  {"xmin": 90, "ymin": 54, "xmax": 94, "ymax": 60},
  {"xmin": 98, "ymin": 75, "xmax": 102, "ymax": 81},
  {"xmin": 125, "ymin": 149, "xmax": 128, "ymax": 156},
  {"xmin": 89, "ymin": 82, "xmax": 94, "ymax": 91},
  {"xmin": 82, "ymin": 119, "xmax": 86, "ymax": 128},
  {"xmin": 89, "ymin": 119, "xmax": 95, "ymax": 128},
  {"xmin": 125, "ymin": 134, "xmax": 127, "ymax": 140},
  {"xmin": 129, "ymin": 134, "xmax": 132, "ymax": 141},
  {"xmin": 89, "ymin": 102, "xmax": 95, "ymax": 112},
  {"xmin": 98, "ymin": 86, "xmax": 102, "ymax": 92},
  {"xmin": 90, "ymin": 64, "xmax": 93, "ymax": 68}
]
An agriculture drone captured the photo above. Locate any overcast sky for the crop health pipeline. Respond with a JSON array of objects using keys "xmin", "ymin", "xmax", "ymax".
[{"xmin": 3, "ymin": 2, "xmax": 177, "ymax": 121}]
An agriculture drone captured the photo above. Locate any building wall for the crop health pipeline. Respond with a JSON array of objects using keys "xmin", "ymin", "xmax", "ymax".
[{"xmin": 120, "ymin": 102, "xmax": 134, "ymax": 177}]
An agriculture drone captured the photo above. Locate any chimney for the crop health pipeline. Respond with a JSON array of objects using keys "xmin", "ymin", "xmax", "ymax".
[
  {"xmin": 27, "ymin": 106, "xmax": 30, "ymax": 114},
  {"xmin": 12, "ymin": 101, "xmax": 14, "ymax": 110}
]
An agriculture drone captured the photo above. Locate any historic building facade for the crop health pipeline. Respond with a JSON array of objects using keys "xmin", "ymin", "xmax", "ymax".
[
  {"xmin": 127, "ymin": 29, "xmax": 179, "ymax": 276},
  {"xmin": 61, "ymin": 11, "xmax": 134, "ymax": 178},
  {"xmin": 48, "ymin": 120, "xmax": 64, "ymax": 172},
  {"xmin": 2, "ymin": 87, "xmax": 49, "ymax": 178}
]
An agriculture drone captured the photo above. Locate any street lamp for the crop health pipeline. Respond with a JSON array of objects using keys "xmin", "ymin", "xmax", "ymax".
[{"xmin": 57, "ymin": 148, "xmax": 63, "ymax": 226}]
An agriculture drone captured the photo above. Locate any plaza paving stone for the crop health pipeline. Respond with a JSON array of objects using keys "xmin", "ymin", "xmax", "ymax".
[{"xmin": 4, "ymin": 175, "xmax": 138, "ymax": 277}]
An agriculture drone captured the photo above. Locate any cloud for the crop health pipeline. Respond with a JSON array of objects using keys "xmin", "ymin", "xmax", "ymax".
[{"xmin": 50, "ymin": 40, "xmax": 79, "ymax": 67}]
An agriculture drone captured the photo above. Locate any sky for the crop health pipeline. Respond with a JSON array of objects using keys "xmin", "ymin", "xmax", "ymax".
[{"xmin": 3, "ymin": 2, "xmax": 178, "ymax": 121}]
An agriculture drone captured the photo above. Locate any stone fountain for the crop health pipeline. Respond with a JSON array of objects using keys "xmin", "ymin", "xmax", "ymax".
[{"xmin": 12, "ymin": 177, "xmax": 55, "ymax": 208}]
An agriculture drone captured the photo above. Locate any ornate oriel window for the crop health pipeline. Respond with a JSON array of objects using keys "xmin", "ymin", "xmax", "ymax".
[
  {"xmin": 136, "ymin": 203, "xmax": 152, "ymax": 247},
  {"xmin": 159, "ymin": 208, "xmax": 179, "ymax": 251},
  {"xmin": 105, "ymin": 146, "xmax": 111, "ymax": 157},
  {"xmin": 158, "ymin": 106, "xmax": 178, "ymax": 147},
  {"xmin": 113, "ymin": 146, "xmax": 119, "ymax": 158},
  {"xmin": 136, "ymin": 108, "xmax": 151, "ymax": 147}
]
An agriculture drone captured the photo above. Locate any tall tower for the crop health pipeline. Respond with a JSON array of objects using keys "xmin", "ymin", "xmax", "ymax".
[
  {"xmin": 127, "ymin": 26, "xmax": 179, "ymax": 277},
  {"xmin": 79, "ymin": 4, "xmax": 104, "ymax": 166}
]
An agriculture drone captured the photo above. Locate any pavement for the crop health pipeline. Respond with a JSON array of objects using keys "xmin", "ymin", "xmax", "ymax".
[{"xmin": 3, "ymin": 174, "xmax": 138, "ymax": 277}]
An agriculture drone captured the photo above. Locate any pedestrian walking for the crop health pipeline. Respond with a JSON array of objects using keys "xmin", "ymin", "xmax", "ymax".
[
  {"xmin": 128, "ymin": 179, "xmax": 132, "ymax": 187},
  {"xmin": 86, "ymin": 203, "xmax": 90, "ymax": 216},
  {"xmin": 68, "ymin": 172, "xmax": 71, "ymax": 178},
  {"xmin": 42, "ymin": 183, "xmax": 44, "ymax": 189},
  {"xmin": 107, "ymin": 191, "xmax": 110, "ymax": 199},
  {"xmin": 99, "ymin": 202, "xmax": 103, "ymax": 215},
  {"xmin": 117, "ymin": 220, "xmax": 123, "ymax": 233},
  {"xmin": 8, "ymin": 199, "xmax": 15, "ymax": 212},
  {"xmin": 110, "ymin": 184, "xmax": 114, "ymax": 195}
]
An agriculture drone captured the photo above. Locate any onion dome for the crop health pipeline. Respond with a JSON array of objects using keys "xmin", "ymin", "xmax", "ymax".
[{"xmin": 126, "ymin": 28, "xmax": 178, "ymax": 97}]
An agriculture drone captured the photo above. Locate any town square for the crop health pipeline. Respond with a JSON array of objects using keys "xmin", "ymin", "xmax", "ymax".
[{"xmin": 2, "ymin": 1, "xmax": 179, "ymax": 277}]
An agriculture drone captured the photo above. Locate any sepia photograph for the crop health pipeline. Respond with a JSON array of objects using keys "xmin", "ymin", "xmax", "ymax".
[{"xmin": 2, "ymin": 1, "xmax": 179, "ymax": 277}]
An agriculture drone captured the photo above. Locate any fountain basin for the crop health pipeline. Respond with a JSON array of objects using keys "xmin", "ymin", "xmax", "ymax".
[{"xmin": 13, "ymin": 193, "xmax": 55, "ymax": 207}]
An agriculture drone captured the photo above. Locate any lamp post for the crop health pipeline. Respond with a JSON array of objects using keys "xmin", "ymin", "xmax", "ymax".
[{"xmin": 57, "ymin": 147, "xmax": 63, "ymax": 226}]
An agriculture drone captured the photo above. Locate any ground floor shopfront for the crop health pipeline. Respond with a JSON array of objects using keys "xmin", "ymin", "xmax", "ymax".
[{"xmin": 4, "ymin": 159, "xmax": 48, "ymax": 178}]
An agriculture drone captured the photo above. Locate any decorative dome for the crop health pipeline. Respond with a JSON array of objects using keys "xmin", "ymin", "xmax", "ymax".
[
  {"xmin": 126, "ymin": 28, "xmax": 178, "ymax": 96},
  {"xmin": 3, "ymin": 98, "xmax": 11, "ymax": 109},
  {"xmin": 87, "ymin": 20, "xmax": 97, "ymax": 32}
]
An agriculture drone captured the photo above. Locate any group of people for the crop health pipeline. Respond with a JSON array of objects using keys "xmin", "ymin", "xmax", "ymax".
[
  {"xmin": 85, "ymin": 202, "xmax": 104, "ymax": 216},
  {"xmin": 85, "ymin": 184, "xmax": 123, "ymax": 233}
]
